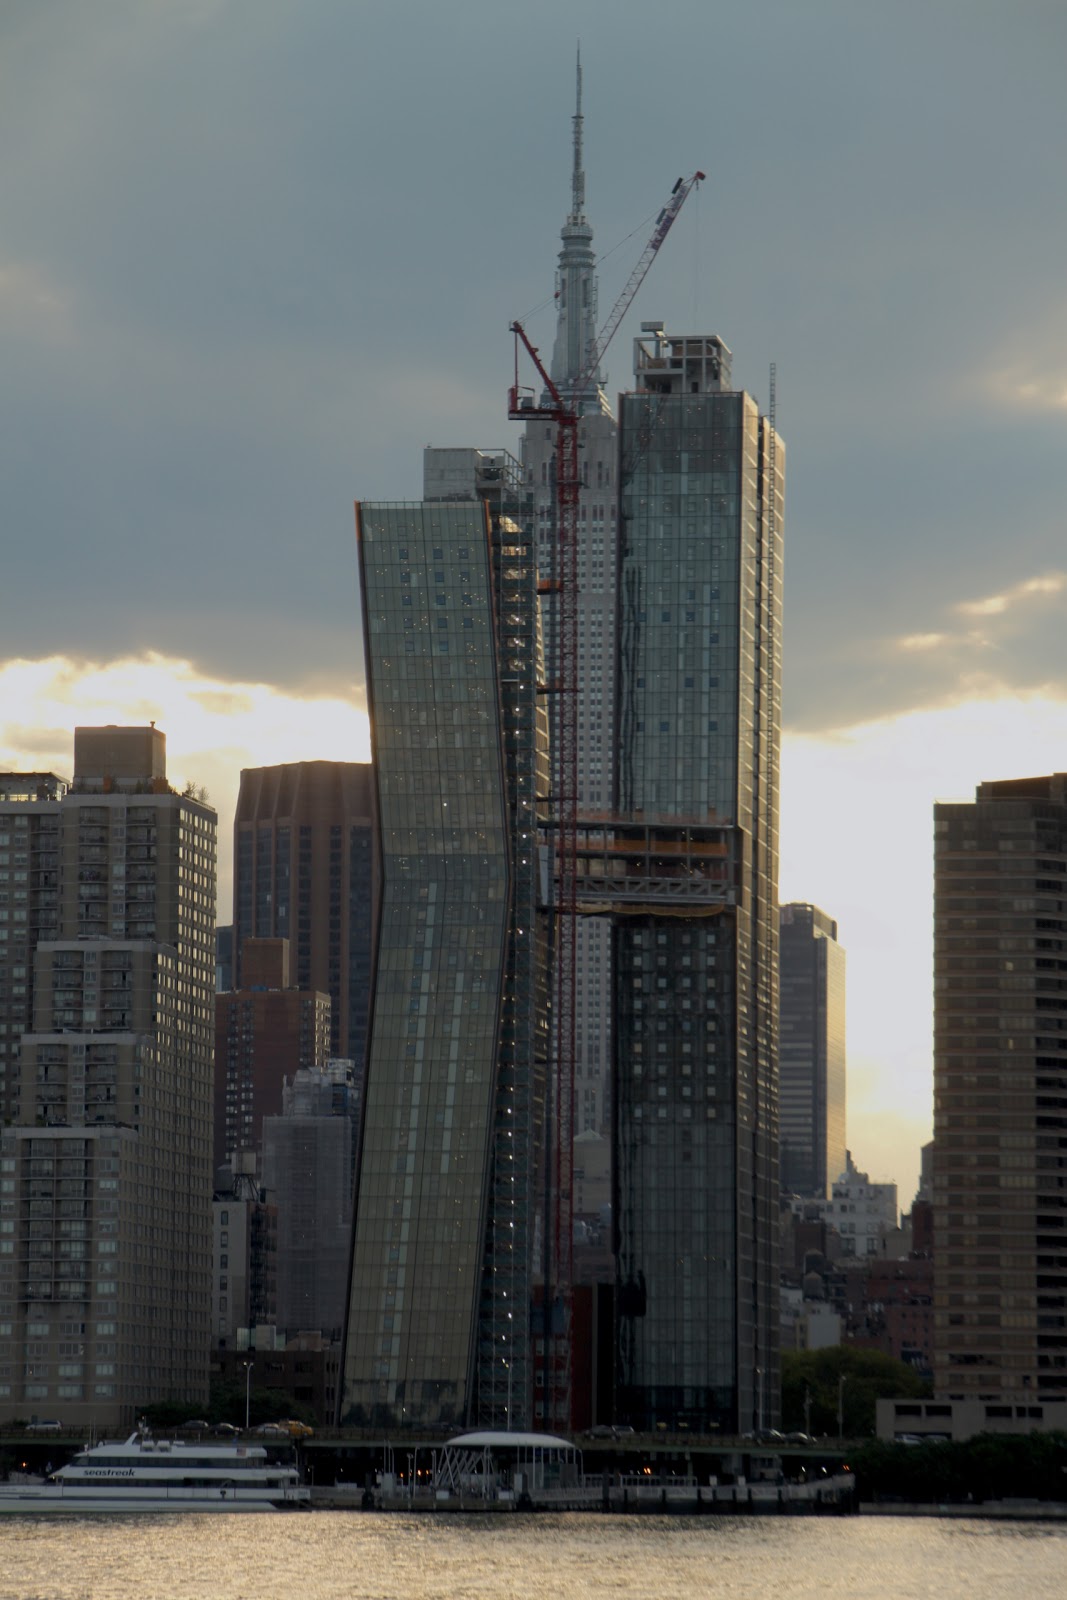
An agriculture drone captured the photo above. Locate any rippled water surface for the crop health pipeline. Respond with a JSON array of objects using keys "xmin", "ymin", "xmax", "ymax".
[{"xmin": 1, "ymin": 1513, "xmax": 1065, "ymax": 1600}]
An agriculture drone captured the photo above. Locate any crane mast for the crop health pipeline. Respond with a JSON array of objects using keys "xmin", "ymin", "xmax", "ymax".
[
  {"xmin": 588, "ymin": 170, "xmax": 704, "ymax": 383},
  {"xmin": 509, "ymin": 170, "xmax": 703, "ymax": 1431}
]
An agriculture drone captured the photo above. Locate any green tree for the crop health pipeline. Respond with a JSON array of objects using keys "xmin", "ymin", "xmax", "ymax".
[
  {"xmin": 208, "ymin": 1380, "xmax": 313, "ymax": 1428},
  {"xmin": 850, "ymin": 1432, "xmax": 1067, "ymax": 1504},
  {"xmin": 782, "ymin": 1346, "xmax": 930, "ymax": 1437}
]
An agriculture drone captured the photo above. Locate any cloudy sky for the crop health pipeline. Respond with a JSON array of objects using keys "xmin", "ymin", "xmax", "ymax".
[{"xmin": 3, "ymin": 1, "xmax": 1066, "ymax": 1199}]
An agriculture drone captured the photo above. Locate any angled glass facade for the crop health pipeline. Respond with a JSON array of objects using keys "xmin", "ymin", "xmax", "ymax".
[
  {"xmin": 613, "ymin": 332, "xmax": 783, "ymax": 1434},
  {"xmin": 342, "ymin": 495, "xmax": 547, "ymax": 1431}
]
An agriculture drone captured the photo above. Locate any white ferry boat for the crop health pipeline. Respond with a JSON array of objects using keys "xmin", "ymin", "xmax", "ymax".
[{"xmin": 0, "ymin": 1431, "xmax": 311, "ymax": 1514}]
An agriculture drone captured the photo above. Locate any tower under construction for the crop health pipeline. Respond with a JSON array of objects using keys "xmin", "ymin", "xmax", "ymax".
[{"xmin": 611, "ymin": 327, "xmax": 783, "ymax": 1432}]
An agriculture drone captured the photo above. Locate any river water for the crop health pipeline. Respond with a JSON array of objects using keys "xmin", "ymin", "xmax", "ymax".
[{"xmin": 0, "ymin": 1512, "xmax": 1064, "ymax": 1600}]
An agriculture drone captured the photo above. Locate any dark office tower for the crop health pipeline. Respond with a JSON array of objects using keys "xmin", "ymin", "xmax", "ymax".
[
  {"xmin": 613, "ymin": 327, "xmax": 784, "ymax": 1434},
  {"xmin": 216, "ymin": 924, "xmax": 233, "ymax": 993},
  {"xmin": 933, "ymin": 775, "xmax": 1067, "ymax": 1403},
  {"xmin": 779, "ymin": 903, "xmax": 846, "ymax": 1199},
  {"xmin": 232, "ymin": 762, "xmax": 376, "ymax": 1066},
  {"xmin": 0, "ymin": 727, "xmax": 216, "ymax": 1426},
  {"xmin": 341, "ymin": 494, "xmax": 547, "ymax": 1431},
  {"xmin": 263, "ymin": 1062, "xmax": 359, "ymax": 1339}
]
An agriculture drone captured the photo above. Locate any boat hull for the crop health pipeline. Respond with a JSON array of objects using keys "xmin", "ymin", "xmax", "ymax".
[{"xmin": 0, "ymin": 1487, "xmax": 309, "ymax": 1515}]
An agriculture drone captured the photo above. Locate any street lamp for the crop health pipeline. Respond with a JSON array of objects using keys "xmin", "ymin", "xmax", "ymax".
[
  {"xmin": 242, "ymin": 1359, "xmax": 254, "ymax": 1431},
  {"xmin": 837, "ymin": 1373, "xmax": 848, "ymax": 1442}
]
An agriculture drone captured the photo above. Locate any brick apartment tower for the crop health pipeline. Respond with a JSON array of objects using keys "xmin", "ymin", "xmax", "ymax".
[
  {"xmin": 231, "ymin": 762, "xmax": 376, "ymax": 1067},
  {"xmin": 213, "ymin": 937, "xmax": 331, "ymax": 1177},
  {"xmin": 933, "ymin": 774, "xmax": 1067, "ymax": 1404}
]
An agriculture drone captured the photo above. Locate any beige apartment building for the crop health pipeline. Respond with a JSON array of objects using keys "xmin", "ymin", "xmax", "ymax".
[{"xmin": 0, "ymin": 726, "xmax": 216, "ymax": 1426}]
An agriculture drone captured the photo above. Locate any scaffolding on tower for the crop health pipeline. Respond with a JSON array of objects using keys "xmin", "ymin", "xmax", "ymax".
[{"xmin": 508, "ymin": 168, "xmax": 704, "ymax": 1430}]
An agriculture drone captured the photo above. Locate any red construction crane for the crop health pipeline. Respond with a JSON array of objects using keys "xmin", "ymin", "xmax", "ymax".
[{"xmin": 509, "ymin": 170, "xmax": 704, "ymax": 1431}]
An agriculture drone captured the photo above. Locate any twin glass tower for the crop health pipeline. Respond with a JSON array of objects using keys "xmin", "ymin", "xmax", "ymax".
[{"xmin": 341, "ymin": 66, "xmax": 783, "ymax": 1434}]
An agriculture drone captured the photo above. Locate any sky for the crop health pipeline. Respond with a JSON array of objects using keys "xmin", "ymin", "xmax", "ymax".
[{"xmin": 2, "ymin": 1, "xmax": 1067, "ymax": 1203}]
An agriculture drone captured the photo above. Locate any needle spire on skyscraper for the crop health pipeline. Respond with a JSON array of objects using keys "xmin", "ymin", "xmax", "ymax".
[
  {"xmin": 571, "ymin": 45, "xmax": 585, "ymax": 222},
  {"xmin": 549, "ymin": 45, "xmax": 603, "ymax": 403}
]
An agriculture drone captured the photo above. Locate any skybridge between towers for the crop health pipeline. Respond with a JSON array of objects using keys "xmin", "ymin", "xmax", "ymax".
[{"xmin": 559, "ymin": 815, "xmax": 741, "ymax": 917}]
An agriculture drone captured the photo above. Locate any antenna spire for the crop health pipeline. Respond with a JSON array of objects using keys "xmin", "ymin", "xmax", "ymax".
[
  {"xmin": 571, "ymin": 45, "xmax": 585, "ymax": 220},
  {"xmin": 550, "ymin": 45, "xmax": 602, "ymax": 401}
]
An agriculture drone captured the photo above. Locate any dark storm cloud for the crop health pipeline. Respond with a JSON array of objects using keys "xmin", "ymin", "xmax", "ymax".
[{"xmin": 2, "ymin": 0, "xmax": 1066, "ymax": 732}]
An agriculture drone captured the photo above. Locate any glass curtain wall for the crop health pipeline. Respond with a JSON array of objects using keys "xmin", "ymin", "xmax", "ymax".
[
  {"xmin": 342, "ymin": 503, "xmax": 510, "ymax": 1429},
  {"xmin": 614, "ymin": 381, "xmax": 782, "ymax": 1433}
]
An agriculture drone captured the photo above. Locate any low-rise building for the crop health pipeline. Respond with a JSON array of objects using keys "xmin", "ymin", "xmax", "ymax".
[
  {"xmin": 824, "ymin": 1151, "xmax": 898, "ymax": 1258},
  {"xmin": 213, "ymin": 1333, "xmax": 341, "ymax": 1426},
  {"xmin": 878, "ymin": 1395, "xmax": 1067, "ymax": 1442}
]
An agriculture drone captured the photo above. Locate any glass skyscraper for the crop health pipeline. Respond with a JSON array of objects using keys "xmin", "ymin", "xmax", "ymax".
[
  {"xmin": 612, "ymin": 328, "xmax": 783, "ymax": 1434},
  {"xmin": 341, "ymin": 489, "xmax": 547, "ymax": 1430},
  {"xmin": 779, "ymin": 903, "xmax": 847, "ymax": 1199}
]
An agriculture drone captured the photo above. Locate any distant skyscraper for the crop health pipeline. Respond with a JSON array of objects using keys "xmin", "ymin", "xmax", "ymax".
[
  {"xmin": 216, "ymin": 924, "xmax": 233, "ymax": 993},
  {"xmin": 612, "ymin": 326, "xmax": 784, "ymax": 1434},
  {"xmin": 0, "ymin": 726, "xmax": 216, "ymax": 1424},
  {"xmin": 232, "ymin": 761, "xmax": 376, "ymax": 1066},
  {"xmin": 213, "ymin": 937, "xmax": 331, "ymax": 1178},
  {"xmin": 340, "ymin": 489, "xmax": 548, "ymax": 1431},
  {"xmin": 779, "ymin": 902, "xmax": 846, "ymax": 1198},
  {"xmin": 263, "ymin": 1061, "xmax": 359, "ymax": 1340},
  {"xmin": 933, "ymin": 774, "xmax": 1067, "ymax": 1404},
  {"xmin": 521, "ymin": 54, "xmax": 616, "ymax": 1137}
]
